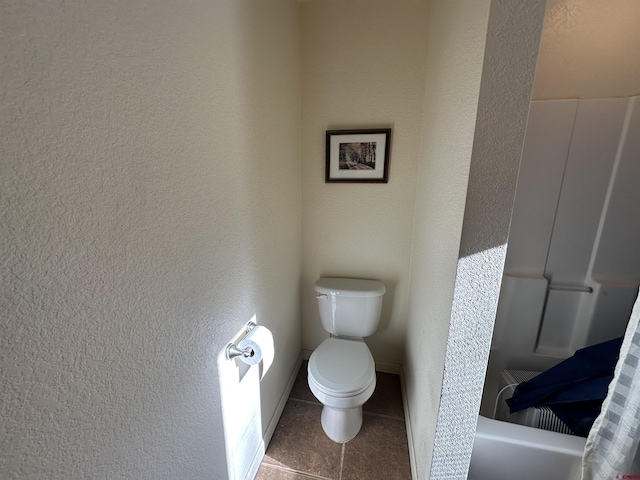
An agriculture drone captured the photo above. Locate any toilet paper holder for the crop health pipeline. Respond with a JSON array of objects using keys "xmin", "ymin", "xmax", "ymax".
[{"xmin": 225, "ymin": 321, "xmax": 258, "ymax": 360}]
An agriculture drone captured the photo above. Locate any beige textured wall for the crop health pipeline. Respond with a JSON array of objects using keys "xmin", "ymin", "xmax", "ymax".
[
  {"xmin": 403, "ymin": 1, "xmax": 492, "ymax": 477},
  {"xmin": 534, "ymin": 0, "xmax": 640, "ymax": 99},
  {"xmin": 300, "ymin": 0, "xmax": 430, "ymax": 368},
  {"xmin": 0, "ymin": 1, "xmax": 301, "ymax": 479}
]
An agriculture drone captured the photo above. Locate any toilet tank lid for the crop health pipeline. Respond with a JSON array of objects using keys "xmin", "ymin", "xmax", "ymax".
[{"xmin": 315, "ymin": 278, "xmax": 385, "ymax": 297}]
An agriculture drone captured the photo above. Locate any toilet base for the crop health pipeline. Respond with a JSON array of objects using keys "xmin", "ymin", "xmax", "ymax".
[{"xmin": 321, "ymin": 405, "xmax": 363, "ymax": 443}]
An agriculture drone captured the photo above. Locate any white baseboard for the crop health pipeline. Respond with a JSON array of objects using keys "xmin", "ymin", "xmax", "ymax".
[
  {"xmin": 244, "ymin": 440, "xmax": 265, "ymax": 480},
  {"xmin": 262, "ymin": 353, "xmax": 303, "ymax": 449},
  {"xmin": 375, "ymin": 361, "xmax": 401, "ymax": 375},
  {"xmin": 400, "ymin": 366, "xmax": 417, "ymax": 480}
]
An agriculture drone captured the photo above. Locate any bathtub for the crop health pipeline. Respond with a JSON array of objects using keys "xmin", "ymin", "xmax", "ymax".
[{"xmin": 468, "ymin": 415, "xmax": 587, "ymax": 480}]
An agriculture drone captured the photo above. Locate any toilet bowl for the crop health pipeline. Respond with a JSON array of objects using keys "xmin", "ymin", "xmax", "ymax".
[
  {"xmin": 308, "ymin": 337, "xmax": 377, "ymax": 442},
  {"xmin": 308, "ymin": 278, "xmax": 385, "ymax": 443}
]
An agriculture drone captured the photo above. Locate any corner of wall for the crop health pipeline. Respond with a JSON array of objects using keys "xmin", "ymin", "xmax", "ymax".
[{"xmin": 428, "ymin": 1, "xmax": 547, "ymax": 478}]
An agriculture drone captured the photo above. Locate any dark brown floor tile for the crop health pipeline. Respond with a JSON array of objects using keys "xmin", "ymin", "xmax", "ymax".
[
  {"xmin": 263, "ymin": 400, "xmax": 342, "ymax": 479},
  {"xmin": 363, "ymin": 372, "xmax": 404, "ymax": 419},
  {"xmin": 289, "ymin": 361, "xmax": 319, "ymax": 404},
  {"xmin": 255, "ymin": 464, "xmax": 327, "ymax": 480},
  {"xmin": 342, "ymin": 414, "xmax": 411, "ymax": 480}
]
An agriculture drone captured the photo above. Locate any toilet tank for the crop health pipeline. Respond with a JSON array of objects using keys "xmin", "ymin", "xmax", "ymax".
[{"xmin": 314, "ymin": 278, "xmax": 385, "ymax": 337}]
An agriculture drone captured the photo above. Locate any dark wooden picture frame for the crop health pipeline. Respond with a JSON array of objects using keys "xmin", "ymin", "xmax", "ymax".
[{"xmin": 325, "ymin": 129, "xmax": 391, "ymax": 183}]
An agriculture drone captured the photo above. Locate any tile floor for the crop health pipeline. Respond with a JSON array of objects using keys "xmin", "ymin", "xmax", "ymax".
[{"xmin": 256, "ymin": 362, "xmax": 412, "ymax": 480}]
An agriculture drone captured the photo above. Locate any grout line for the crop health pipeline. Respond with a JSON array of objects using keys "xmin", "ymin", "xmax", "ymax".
[
  {"xmin": 259, "ymin": 463, "xmax": 334, "ymax": 480},
  {"xmin": 339, "ymin": 442, "xmax": 345, "ymax": 480},
  {"xmin": 289, "ymin": 397, "xmax": 322, "ymax": 406},
  {"xmin": 362, "ymin": 410, "xmax": 406, "ymax": 422}
]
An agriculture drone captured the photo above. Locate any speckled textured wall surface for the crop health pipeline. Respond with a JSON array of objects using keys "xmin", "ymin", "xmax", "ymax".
[
  {"xmin": 429, "ymin": 1, "xmax": 546, "ymax": 478},
  {"xmin": 403, "ymin": 1, "xmax": 491, "ymax": 478},
  {"xmin": 0, "ymin": 1, "xmax": 301, "ymax": 478},
  {"xmin": 534, "ymin": 0, "xmax": 640, "ymax": 100}
]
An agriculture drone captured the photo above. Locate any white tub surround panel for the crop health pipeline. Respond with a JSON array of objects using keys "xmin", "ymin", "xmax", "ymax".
[{"xmin": 483, "ymin": 96, "xmax": 640, "ymax": 415}]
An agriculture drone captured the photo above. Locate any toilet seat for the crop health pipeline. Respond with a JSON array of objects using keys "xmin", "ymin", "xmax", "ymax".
[{"xmin": 308, "ymin": 337, "xmax": 375, "ymax": 397}]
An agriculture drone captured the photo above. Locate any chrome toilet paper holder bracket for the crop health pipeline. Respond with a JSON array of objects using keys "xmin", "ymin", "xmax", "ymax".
[{"xmin": 225, "ymin": 321, "xmax": 257, "ymax": 360}]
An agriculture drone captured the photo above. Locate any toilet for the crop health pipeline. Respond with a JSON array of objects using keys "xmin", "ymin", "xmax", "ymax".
[{"xmin": 307, "ymin": 277, "xmax": 386, "ymax": 443}]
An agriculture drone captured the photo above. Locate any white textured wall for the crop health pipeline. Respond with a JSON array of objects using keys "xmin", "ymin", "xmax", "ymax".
[
  {"xmin": 0, "ymin": 1, "xmax": 301, "ymax": 479},
  {"xmin": 533, "ymin": 0, "xmax": 640, "ymax": 100},
  {"xmin": 300, "ymin": 0, "xmax": 429, "ymax": 368},
  {"xmin": 403, "ymin": 1, "xmax": 491, "ymax": 478}
]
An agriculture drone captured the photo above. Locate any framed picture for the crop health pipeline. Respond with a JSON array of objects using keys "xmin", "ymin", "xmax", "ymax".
[{"xmin": 325, "ymin": 129, "xmax": 391, "ymax": 183}]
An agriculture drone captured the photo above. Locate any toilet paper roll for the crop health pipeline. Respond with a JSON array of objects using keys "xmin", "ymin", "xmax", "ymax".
[{"xmin": 237, "ymin": 325, "xmax": 274, "ymax": 376}]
